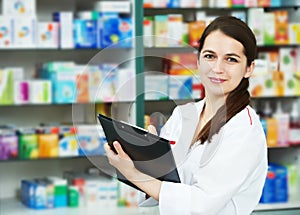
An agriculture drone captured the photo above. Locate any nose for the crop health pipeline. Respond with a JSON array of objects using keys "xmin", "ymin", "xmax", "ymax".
[{"xmin": 209, "ymin": 59, "xmax": 224, "ymax": 74}]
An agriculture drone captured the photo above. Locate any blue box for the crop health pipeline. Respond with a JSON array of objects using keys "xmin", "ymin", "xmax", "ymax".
[
  {"xmin": 260, "ymin": 165, "xmax": 276, "ymax": 203},
  {"xmin": 74, "ymin": 19, "xmax": 97, "ymax": 49},
  {"xmin": 98, "ymin": 13, "xmax": 132, "ymax": 48}
]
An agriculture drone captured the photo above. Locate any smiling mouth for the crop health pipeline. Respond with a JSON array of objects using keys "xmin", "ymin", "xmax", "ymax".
[{"xmin": 209, "ymin": 77, "xmax": 226, "ymax": 83}]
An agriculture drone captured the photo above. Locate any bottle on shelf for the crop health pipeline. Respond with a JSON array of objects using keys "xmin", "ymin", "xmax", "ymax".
[
  {"xmin": 273, "ymin": 101, "xmax": 289, "ymax": 147},
  {"xmin": 289, "ymin": 102, "xmax": 300, "ymax": 146},
  {"xmin": 263, "ymin": 101, "xmax": 278, "ymax": 147}
]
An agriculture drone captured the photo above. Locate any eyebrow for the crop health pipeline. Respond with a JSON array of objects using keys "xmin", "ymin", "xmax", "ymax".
[{"xmin": 202, "ymin": 49, "xmax": 241, "ymax": 59}]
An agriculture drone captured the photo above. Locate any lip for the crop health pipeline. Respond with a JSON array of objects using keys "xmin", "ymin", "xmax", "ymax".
[{"xmin": 209, "ymin": 77, "xmax": 226, "ymax": 84}]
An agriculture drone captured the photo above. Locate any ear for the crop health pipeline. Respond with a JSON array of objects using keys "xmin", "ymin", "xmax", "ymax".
[{"xmin": 244, "ymin": 61, "xmax": 255, "ymax": 78}]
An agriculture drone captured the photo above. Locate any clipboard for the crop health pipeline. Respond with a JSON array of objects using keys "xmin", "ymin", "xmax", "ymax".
[{"xmin": 97, "ymin": 114, "xmax": 181, "ymax": 191}]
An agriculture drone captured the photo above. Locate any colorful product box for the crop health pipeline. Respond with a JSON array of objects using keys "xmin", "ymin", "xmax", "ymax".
[
  {"xmin": 77, "ymin": 125, "xmax": 106, "ymax": 156},
  {"xmin": 145, "ymin": 74, "xmax": 169, "ymax": 100},
  {"xmin": 289, "ymin": 23, "xmax": 300, "ymax": 44},
  {"xmin": 74, "ymin": 19, "xmax": 97, "ymax": 49},
  {"xmin": 13, "ymin": 17, "xmax": 37, "ymax": 48},
  {"xmin": 29, "ymin": 80, "xmax": 52, "ymax": 104},
  {"xmin": 98, "ymin": 13, "xmax": 133, "ymax": 48},
  {"xmin": 52, "ymin": 12, "xmax": 74, "ymax": 49},
  {"xmin": 143, "ymin": 17, "xmax": 154, "ymax": 47},
  {"xmin": 88, "ymin": 65, "xmax": 102, "ymax": 102},
  {"xmin": 59, "ymin": 126, "xmax": 78, "ymax": 157},
  {"xmin": 0, "ymin": 69, "xmax": 14, "ymax": 104},
  {"xmin": 37, "ymin": 127, "xmax": 59, "ymax": 158},
  {"xmin": 167, "ymin": 14, "xmax": 183, "ymax": 47},
  {"xmin": 263, "ymin": 12, "xmax": 275, "ymax": 45},
  {"xmin": 154, "ymin": 15, "xmax": 168, "ymax": 47},
  {"xmin": 14, "ymin": 80, "xmax": 30, "ymax": 104},
  {"xmin": 2, "ymin": 0, "xmax": 36, "ymax": 16},
  {"xmin": 0, "ymin": 129, "xmax": 18, "ymax": 160},
  {"xmin": 272, "ymin": 163, "xmax": 288, "ymax": 202},
  {"xmin": 18, "ymin": 128, "xmax": 39, "ymax": 159},
  {"xmin": 168, "ymin": 75, "xmax": 193, "ymax": 100},
  {"xmin": 163, "ymin": 53, "xmax": 198, "ymax": 75},
  {"xmin": 188, "ymin": 20, "xmax": 206, "ymax": 47},
  {"xmin": 249, "ymin": 59, "xmax": 271, "ymax": 97},
  {"xmin": 46, "ymin": 177, "xmax": 68, "ymax": 208},
  {"xmin": 247, "ymin": 8, "xmax": 264, "ymax": 45},
  {"xmin": 0, "ymin": 16, "xmax": 13, "ymax": 48},
  {"xmin": 37, "ymin": 22, "xmax": 59, "ymax": 49},
  {"xmin": 75, "ymin": 65, "xmax": 89, "ymax": 103},
  {"xmin": 279, "ymin": 48, "xmax": 298, "ymax": 96},
  {"xmin": 96, "ymin": 64, "xmax": 118, "ymax": 102},
  {"xmin": 192, "ymin": 76, "xmax": 205, "ymax": 99},
  {"xmin": 260, "ymin": 165, "xmax": 276, "ymax": 203},
  {"xmin": 274, "ymin": 10, "xmax": 289, "ymax": 45}
]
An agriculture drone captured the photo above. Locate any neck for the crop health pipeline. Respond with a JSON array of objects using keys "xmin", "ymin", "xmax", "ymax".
[{"xmin": 204, "ymin": 95, "xmax": 226, "ymax": 117}]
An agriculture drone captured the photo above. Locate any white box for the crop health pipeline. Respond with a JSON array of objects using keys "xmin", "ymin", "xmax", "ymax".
[
  {"xmin": 116, "ymin": 69, "xmax": 136, "ymax": 102},
  {"xmin": 2, "ymin": 0, "xmax": 36, "ymax": 16},
  {"xmin": 247, "ymin": 8, "xmax": 264, "ymax": 46},
  {"xmin": 0, "ymin": 16, "xmax": 13, "ymax": 48},
  {"xmin": 29, "ymin": 80, "xmax": 52, "ymax": 104},
  {"xmin": 37, "ymin": 22, "xmax": 59, "ymax": 49},
  {"xmin": 93, "ymin": 1, "xmax": 131, "ymax": 13},
  {"xmin": 167, "ymin": 14, "xmax": 183, "ymax": 47},
  {"xmin": 52, "ymin": 12, "xmax": 74, "ymax": 49},
  {"xmin": 168, "ymin": 75, "xmax": 193, "ymax": 100},
  {"xmin": 14, "ymin": 80, "xmax": 30, "ymax": 104},
  {"xmin": 13, "ymin": 17, "xmax": 37, "ymax": 48},
  {"xmin": 145, "ymin": 74, "xmax": 168, "ymax": 100}
]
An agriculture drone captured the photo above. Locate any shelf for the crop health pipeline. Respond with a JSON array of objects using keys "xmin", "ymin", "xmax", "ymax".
[
  {"xmin": 256, "ymin": 202, "xmax": 300, "ymax": 211},
  {"xmin": 0, "ymin": 198, "xmax": 159, "ymax": 215},
  {"xmin": 1, "ymin": 198, "xmax": 300, "ymax": 214}
]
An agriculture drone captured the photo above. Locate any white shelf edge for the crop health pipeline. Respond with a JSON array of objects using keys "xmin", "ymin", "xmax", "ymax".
[{"xmin": 255, "ymin": 202, "xmax": 300, "ymax": 211}]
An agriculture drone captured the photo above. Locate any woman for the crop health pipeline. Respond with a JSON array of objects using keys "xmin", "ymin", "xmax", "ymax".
[{"xmin": 104, "ymin": 16, "xmax": 268, "ymax": 215}]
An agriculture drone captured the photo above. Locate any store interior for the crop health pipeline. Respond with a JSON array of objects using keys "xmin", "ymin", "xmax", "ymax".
[{"xmin": 1, "ymin": 0, "xmax": 300, "ymax": 214}]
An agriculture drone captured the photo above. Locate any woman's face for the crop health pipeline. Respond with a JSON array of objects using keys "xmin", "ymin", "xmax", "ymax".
[{"xmin": 198, "ymin": 30, "xmax": 253, "ymax": 98}]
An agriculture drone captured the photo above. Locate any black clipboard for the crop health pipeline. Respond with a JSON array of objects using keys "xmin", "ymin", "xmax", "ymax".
[{"xmin": 97, "ymin": 114, "xmax": 181, "ymax": 191}]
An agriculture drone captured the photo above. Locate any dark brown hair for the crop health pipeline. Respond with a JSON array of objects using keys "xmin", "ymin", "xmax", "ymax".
[{"xmin": 195, "ymin": 16, "xmax": 257, "ymax": 144}]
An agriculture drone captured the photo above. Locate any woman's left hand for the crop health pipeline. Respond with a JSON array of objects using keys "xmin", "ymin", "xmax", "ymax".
[{"xmin": 104, "ymin": 141, "xmax": 136, "ymax": 178}]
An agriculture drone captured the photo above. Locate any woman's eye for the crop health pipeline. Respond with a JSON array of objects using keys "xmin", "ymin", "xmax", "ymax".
[
  {"xmin": 203, "ymin": 54, "xmax": 215, "ymax": 59},
  {"xmin": 227, "ymin": 57, "xmax": 238, "ymax": 63}
]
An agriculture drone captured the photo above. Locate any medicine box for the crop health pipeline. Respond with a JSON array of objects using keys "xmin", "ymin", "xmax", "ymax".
[
  {"xmin": 29, "ymin": 80, "xmax": 52, "ymax": 104},
  {"xmin": 2, "ymin": 0, "xmax": 36, "ymax": 16},
  {"xmin": 13, "ymin": 17, "xmax": 37, "ymax": 48},
  {"xmin": 0, "ymin": 16, "xmax": 13, "ymax": 48},
  {"xmin": 145, "ymin": 74, "xmax": 169, "ymax": 100},
  {"xmin": 18, "ymin": 128, "xmax": 39, "ymax": 159},
  {"xmin": 168, "ymin": 75, "xmax": 193, "ymax": 100},
  {"xmin": 52, "ymin": 12, "xmax": 74, "ymax": 49},
  {"xmin": 59, "ymin": 126, "xmax": 78, "ymax": 157},
  {"xmin": 74, "ymin": 19, "xmax": 97, "ymax": 49},
  {"xmin": 37, "ymin": 22, "xmax": 59, "ymax": 49},
  {"xmin": 0, "ymin": 129, "xmax": 18, "ymax": 160},
  {"xmin": 14, "ymin": 81, "xmax": 30, "ymax": 104}
]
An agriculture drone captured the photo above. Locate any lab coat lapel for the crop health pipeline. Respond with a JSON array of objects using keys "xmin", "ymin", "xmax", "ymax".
[{"xmin": 173, "ymin": 102, "xmax": 199, "ymax": 166}]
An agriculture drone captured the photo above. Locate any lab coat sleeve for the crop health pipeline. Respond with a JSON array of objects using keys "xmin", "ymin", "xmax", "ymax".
[{"xmin": 158, "ymin": 126, "xmax": 267, "ymax": 215}]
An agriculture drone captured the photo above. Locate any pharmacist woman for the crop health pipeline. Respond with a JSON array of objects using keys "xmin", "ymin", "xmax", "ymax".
[{"xmin": 104, "ymin": 16, "xmax": 268, "ymax": 215}]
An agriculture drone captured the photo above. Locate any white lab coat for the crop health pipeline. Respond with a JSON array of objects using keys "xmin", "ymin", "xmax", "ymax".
[{"xmin": 140, "ymin": 99, "xmax": 268, "ymax": 215}]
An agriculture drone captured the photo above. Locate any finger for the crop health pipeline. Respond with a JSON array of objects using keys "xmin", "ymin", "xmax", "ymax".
[
  {"xmin": 147, "ymin": 125, "xmax": 158, "ymax": 135},
  {"xmin": 113, "ymin": 141, "xmax": 131, "ymax": 160},
  {"xmin": 113, "ymin": 141, "xmax": 125, "ymax": 155},
  {"xmin": 104, "ymin": 143, "xmax": 115, "ymax": 156}
]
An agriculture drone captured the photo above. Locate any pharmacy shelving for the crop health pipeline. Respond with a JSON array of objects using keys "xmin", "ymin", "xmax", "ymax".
[{"xmin": 0, "ymin": 0, "xmax": 142, "ymax": 211}]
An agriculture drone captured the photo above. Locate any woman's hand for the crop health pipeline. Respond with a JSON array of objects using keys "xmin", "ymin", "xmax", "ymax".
[{"xmin": 104, "ymin": 141, "xmax": 136, "ymax": 179}]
